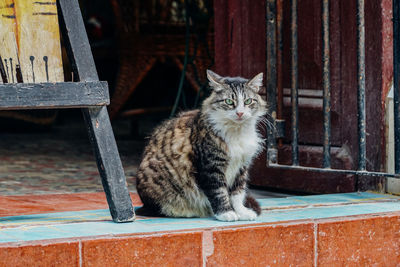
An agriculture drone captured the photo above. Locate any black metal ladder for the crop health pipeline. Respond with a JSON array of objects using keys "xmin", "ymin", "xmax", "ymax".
[{"xmin": 0, "ymin": 0, "xmax": 135, "ymax": 223}]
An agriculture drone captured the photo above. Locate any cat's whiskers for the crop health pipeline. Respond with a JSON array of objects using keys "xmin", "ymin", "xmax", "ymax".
[{"xmin": 259, "ymin": 116, "xmax": 276, "ymax": 132}]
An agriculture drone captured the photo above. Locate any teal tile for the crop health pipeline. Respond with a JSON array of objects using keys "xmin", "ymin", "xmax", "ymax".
[
  {"xmin": 258, "ymin": 201, "xmax": 400, "ymax": 222},
  {"xmin": 289, "ymin": 192, "xmax": 398, "ymax": 205},
  {"xmin": 0, "ymin": 193, "xmax": 399, "ymax": 243},
  {"xmin": 0, "ymin": 232, "xmax": 19, "ymax": 243},
  {"xmin": 1, "ymin": 201, "xmax": 400, "ymax": 243},
  {"xmin": 258, "ymin": 198, "xmax": 308, "ymax": 208},
  {"xmin": 258, "ymin": 192, "xmax": 399, "ymax": 209},
  {"xmin": 5, "ymin": 225, "xmax": 70, "ymax": 242},
  {"xmin": 0, "ymin": 209, "xmax": 111, "ymax": 227}
]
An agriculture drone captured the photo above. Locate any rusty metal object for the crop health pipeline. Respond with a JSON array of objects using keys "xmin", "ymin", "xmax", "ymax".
[
  {"xmin": 276, "ymin": 0, "xmax": 284, "ymax": 147},
  {"xmin": 357, "ymin": 0, "xmax": 366, "ymax": 171},
  {"xmin": 393, "ymin": 0, "xmax": 400, "ymax": 174},
  {"xmin": 322, "ymin": 0, "xmax": 331, "ymax": 168},
  {"xmin": 267, "ymin": 163, "xmax": 400, "ymax": 178},
  {"xmin": 291, "ymin": 0, "xmax": 299, "ymax": 166},
  {"xmin": 266, "ymin": 0, "xmax": 278, "ymax": 164}
]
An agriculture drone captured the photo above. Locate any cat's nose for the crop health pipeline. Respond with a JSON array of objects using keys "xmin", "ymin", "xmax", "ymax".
[{"xmin": 236, "ymin": 112, "xmax": 244, "ymax": 118}]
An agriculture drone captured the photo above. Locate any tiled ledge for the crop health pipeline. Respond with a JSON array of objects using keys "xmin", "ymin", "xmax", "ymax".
[
  {"xmin": 0, "ymin": 192, "xmax": 142, "ymax": 217},
  {"xmin": 0, "ymin": 192, "xmax": 400, "ymax": 266}
]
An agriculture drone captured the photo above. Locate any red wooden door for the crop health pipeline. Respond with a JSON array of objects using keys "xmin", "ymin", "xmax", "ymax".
[{"xmin": 213, "ymin": 0, "xmax": 386, "ymax": 193}]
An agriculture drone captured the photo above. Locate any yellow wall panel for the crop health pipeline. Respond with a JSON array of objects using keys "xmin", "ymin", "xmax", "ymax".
[
  {"xmin": 0, "ymin": 0, "xmax": 64, "ymax": 83},
  {"xmin": 0, "ymin": 0, "xmax": 19, "ymax": 83}
]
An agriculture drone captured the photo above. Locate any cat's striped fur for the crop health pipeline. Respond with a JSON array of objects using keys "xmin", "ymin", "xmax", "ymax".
[{"xmin": 136, "ymin": 70, "xmax": 267, "ymax": 221}]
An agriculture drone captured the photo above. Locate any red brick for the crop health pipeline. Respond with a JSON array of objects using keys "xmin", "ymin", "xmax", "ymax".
[
  {"xmin": 0, "ymin": 192, "xmax": 142, "ymax": 216},
  {"xmin": 207, "ymin": 223, "xmax": 315, "ymax": 267},
  {"xmin": 82, "ymin": 232, "xmax": 203, "ymax": 267},
  {"xmin": 317, "ymin": 215, "xmax": 400, "ymax": 266},
  {"xmin": 0, "ymin": 242, "xmax": 79, "ymax": 267}
]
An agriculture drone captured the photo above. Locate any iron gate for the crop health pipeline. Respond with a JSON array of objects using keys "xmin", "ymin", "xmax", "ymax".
[{"xmin": 265, "ymin": 0, "xmax": 400, "ymax": 179}]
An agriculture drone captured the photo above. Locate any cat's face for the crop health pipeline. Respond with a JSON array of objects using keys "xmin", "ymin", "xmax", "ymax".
[{"xmin": 203, "ymin": 70, "xmax": 266, "ymax": 124}]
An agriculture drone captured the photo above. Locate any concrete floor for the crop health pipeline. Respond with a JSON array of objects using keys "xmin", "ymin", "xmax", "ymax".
[{"xmin": 0, "ymin": 115, "xmax": 291, "ymax": 198}]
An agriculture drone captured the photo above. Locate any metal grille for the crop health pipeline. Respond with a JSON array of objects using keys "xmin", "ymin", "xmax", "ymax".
[{"xmin": 265, "ymin": 0, "xmax": 400, "ymax": 179}]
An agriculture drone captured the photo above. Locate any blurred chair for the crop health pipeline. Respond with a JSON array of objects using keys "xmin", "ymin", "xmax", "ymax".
[{"xmin": 108, "ymin": 0, "xmax": 214, "ymax": 118}]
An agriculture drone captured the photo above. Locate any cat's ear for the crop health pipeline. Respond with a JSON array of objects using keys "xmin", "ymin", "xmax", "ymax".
[
  {"xmin": 207, "ymin": 70, "xmax": 224, "ymax": 92},
  {"xmin": 247, "ymin": 72, "xmax": 264, "ymax": 93}
]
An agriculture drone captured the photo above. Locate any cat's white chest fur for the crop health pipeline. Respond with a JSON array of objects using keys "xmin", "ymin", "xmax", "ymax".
[
  {"xmin": 224, "ymin": 124, "xmax": 262, "ymax": 187},
  {"xmin": 208, "ymin": 112, "xmax": 264, "ymax": 188}
]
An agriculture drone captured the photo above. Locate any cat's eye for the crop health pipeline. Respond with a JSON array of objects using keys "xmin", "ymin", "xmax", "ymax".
[
  {"xmin": 225, "ymin": 99, "xmax": 234, "ymax": 105},
  {"xmin": 244, "ymin": 98, "xmax": 253, "ymax": 105}
]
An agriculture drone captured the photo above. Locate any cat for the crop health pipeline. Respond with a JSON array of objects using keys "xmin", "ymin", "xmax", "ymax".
[{"xmin": 135, "ymin": 70, "xmax": 267, "ymax": 221}]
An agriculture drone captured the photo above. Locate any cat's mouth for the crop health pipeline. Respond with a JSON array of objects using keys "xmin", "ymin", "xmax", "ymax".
[{"xmin": 233, "ymin": 117, "xmax": 247, "ymax": 123}]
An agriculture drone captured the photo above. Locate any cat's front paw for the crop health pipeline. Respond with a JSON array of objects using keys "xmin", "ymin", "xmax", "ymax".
[
  {"xmin": 215, "ymin": 210, "xmax": 239, "ymax": 221},
  {"xmin": 236, "ymin": 207, "xmax": 258, "ymax": 221}
]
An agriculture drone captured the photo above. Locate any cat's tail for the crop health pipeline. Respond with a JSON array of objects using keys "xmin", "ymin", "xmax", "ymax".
[
  {"xmin": 137, "ymin": 196, "xmax": 261, "ymax": 217},
  {"xmin": 135, "ymin": 205, "xmax": 165, "ymax": 217},
  {"xmin": 244, "ymin": 194, "xmax": 261, "ymax": 215}
]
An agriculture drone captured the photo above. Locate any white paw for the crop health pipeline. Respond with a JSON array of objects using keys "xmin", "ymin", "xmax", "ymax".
[
  {"xmin": 215, "ymin": 210, "xmax": 239, "ymax": 221},
  {"xmin": 236, "ymin": 208, "xmax": 257, "ymax": 221}
]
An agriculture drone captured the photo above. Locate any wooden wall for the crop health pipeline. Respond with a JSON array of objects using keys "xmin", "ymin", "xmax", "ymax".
[
  {"xmin": 213, "ymin": 0, "xmax": 391, "ymax": 192},
  {"xmin": 213, "ymin": 0, "xmax": 266, "ymax": 79},
  {"xmin": 0, "ymin": 0, "xmax": 63, "ymax": 83}
]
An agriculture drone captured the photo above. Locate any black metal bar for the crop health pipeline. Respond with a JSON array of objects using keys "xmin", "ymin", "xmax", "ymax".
[
  {"xmin": 291, "ymin": 0, "xmax": 299, "ymax": 165},
  {"xmin": 268, "ymin": 163, "xmax": 400, "ymax": 178},
  {"xmin": 394, "ymin": 0, "xmax": 400, "ymax": 173},
  {"xmin": 322, "ymin": 0, "xmax": 331, "ymax": 168},
  {"xmin": 0, "ymin": 56, "xmax": 7, "ymax": 83},
  {"xmin": 266, "ymin": 0, "xmax": 278, "ymax": 164},
  {"xmin": 276, "ymin": 0, "xmax": 285, "ymax": 144},
  {"xmin": 0, "ymin": 81, "xmax": 109, "ymax": 109},
  {"xmin": 276, "ymin": 0, "xmax": 284, "ymax": 123},
  {"xmin": 357, "ymin": 0, "xmax": 367, "ymax": 171},
  {"xmin": 58, "ymin": 0, "xmax": 135, "ymax": 223}
]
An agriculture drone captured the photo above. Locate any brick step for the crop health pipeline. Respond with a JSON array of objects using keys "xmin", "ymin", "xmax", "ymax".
[{"xmin": 0, "ymin": 192, "xmax": 399, "ymax": 266}]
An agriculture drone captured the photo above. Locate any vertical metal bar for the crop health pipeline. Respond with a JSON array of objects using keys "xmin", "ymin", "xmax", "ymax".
[
  {"xmin": 266, "ymin": 0, "xmax": 278, "ymax": 164},
  {"xmin": 394, "ymin": 0, "xmax": 400, "ymax": 173},
  {"xmin": 357, "ymin": 0, "xmax": 367, "ymax": 171},
  {"xmin": 276, "ymin": 0, "xmax": 284, "ymax": 148},
  {"xmin": 291, "ymin": 0, "xmax": 299, "ymax": 165},
  {"xmin": 322, "ymin": 0, "xmax": 331, "ymax": 168}
]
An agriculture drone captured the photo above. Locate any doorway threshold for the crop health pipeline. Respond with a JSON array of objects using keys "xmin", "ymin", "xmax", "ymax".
[{"xmin": 0, "ymin": 192, "xmax": 399, "ymax": 265}]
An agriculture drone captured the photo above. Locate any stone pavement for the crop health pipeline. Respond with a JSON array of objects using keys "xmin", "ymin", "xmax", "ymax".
[{"xmin": 0, "ymin": 132, "xmax": 143, "ymax": 195}]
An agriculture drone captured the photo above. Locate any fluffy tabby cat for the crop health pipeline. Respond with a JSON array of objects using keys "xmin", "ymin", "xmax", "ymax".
[{"xmin": 136, "ymin": 70, "xmax": 267, "ymax": 221}]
